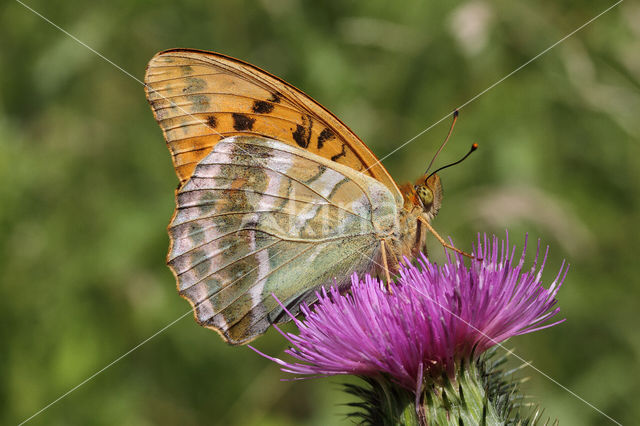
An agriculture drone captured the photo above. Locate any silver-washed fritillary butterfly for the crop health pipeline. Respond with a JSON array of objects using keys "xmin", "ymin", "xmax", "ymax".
[{"xmin": 145, "ymin": 49, "xmax": 447, "ymax": 345}]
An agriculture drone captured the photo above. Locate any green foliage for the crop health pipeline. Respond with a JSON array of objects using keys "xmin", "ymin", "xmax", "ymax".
[{"xmin": 1, "ymin": 0, "xmax": 638, "ymax": 424}]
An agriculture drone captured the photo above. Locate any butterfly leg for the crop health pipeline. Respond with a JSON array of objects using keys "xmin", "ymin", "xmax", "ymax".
[
  {"xmin": 417, "ymin": 216, "xmax": 475, "ymax": 259},
  {"xmin": 386, "ymin": 240, "xmax": 400, "ymax": 269},
  {"xmin": 380, "ymin": 239, "xmax": 393, "ymax": 288}
]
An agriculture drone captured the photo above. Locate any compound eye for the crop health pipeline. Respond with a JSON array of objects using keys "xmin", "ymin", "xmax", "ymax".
[{"xmin": 416, "ymin": 185, "xmax": 434, "ymax": 208}]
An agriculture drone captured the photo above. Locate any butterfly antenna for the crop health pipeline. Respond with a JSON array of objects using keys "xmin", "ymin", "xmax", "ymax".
[
  {"xmin": 424, "ymin": 110, "xmax": 459, "ymax": 175},
  {"xmin": 426, "ymin": 143, "xmax": 478, "ymax": 181}
]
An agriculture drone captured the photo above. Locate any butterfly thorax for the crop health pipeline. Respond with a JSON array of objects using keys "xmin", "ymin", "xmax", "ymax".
[{"xmin": 390, "ymin": 174, "xmax": 443, "ymax": 264}]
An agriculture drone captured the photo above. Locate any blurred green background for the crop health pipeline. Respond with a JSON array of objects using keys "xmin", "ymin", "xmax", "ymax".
[{"xmin": 2, "ymin": 0, "xmax": 638, "ymax": 424}]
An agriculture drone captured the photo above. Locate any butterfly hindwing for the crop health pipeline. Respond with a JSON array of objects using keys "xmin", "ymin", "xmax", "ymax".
[
  {"xmin": 144, "ymin": 48, "xmax": 402, "ymax": 203},
  {"xmin": 168, "ymin": 136, "xmax": 399, "ymax": 344}
]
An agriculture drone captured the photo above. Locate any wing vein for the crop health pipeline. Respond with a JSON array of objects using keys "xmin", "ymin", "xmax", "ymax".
[
  {"xmin": 199, "ymin": 155, "xmax": 370, "ymax": 219},
  {"xmin": 146, "ymin": 72, "xmax": 227, "ymax": 84},
  {"xmin": 196, "ymin": 242, "xmax": 321, "ymax": 321},
  {"xmin": 232, "ymin": 238, "xmax": 378, "ymax": 331},
  {"xmin": 178, "ymin": 239, "xmax": 281, "ymax": 279}
]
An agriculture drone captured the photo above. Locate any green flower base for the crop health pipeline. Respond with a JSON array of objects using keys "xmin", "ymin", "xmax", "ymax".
[{"xmin": 344, "ymin": 348, "xmax": 551, "ymax": 426}]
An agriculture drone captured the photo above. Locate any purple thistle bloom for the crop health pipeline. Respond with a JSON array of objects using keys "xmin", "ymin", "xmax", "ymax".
[{"xmin": 250, "ymin": 234, "xmax": 566, "ymax": 393}]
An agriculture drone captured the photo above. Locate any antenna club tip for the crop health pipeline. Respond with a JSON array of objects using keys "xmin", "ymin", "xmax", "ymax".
[
  {"xmin": 471, "ymin": 143, "xmax": 478, "ymax": 150},
  {"xmin": 453, "ymin": 110, "xmax": 459, "ymax": 118}
]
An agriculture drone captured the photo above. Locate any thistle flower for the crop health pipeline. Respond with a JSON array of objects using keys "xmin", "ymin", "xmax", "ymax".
[{"xmin": 251, "ymin": 234, "xmax": 567, "ymax": 424}]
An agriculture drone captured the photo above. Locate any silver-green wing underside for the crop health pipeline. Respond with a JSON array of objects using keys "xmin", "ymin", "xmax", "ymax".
[{"xmin": 169, "ymin": 136, "xmax": 398, "ymax": 344}]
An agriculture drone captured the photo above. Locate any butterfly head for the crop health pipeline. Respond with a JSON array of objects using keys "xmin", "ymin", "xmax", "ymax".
[
  {"xmin": 412, "ymin": 142, "xmax": 477, "ymax": 218},
  {"xmin": 413, "ymin": 173, "xmax": 443, "ymax": 219}
]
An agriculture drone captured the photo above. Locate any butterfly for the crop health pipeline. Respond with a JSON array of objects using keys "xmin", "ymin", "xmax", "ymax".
[{"xmin": 144, "ymin": 49, "xmax": 460, "ymax": 345}]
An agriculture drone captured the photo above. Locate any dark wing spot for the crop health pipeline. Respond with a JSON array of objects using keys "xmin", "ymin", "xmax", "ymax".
[
  {"xmin": 331, "ymin": 144, "xmax": 347, "ymax": 162},
  {"xmin": 232, "ymin": 113, "xmax": 256, "ymax": 131},
  {"xmin": 292, "ymin": 115, "xmax": 313, "ymax": 148},
  {"xmin": 206, "ymin": 115, "xmax": 217, "ymax": 128},
  {"xmin": 267, "ymin": 92, "xmax": 282, "ymax": 103},
  {"xmin": 252, "ymin": 100, "xmax": 274, "ymax": 114},
  {"xmin": 317, "ymin": 128, "xmax": 335, "ymax": 149},
  {"xmin": 292, "ymin": 124, "xmax": 307, "ymax": 148}
]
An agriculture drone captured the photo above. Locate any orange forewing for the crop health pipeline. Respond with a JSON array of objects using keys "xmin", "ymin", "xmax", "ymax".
[{"xmin": 144, "ymin": 48, "xmax": 401, "ymax": 201}]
